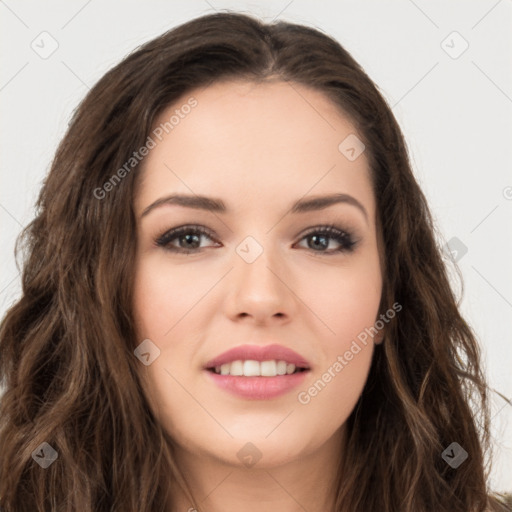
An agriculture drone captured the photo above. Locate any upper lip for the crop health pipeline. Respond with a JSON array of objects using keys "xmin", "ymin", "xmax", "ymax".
[{"xmin": 204, "ymin": 344, "xmax": 310, "ymax": 369}]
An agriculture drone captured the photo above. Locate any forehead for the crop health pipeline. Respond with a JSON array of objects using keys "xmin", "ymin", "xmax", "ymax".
[{"xmin": 135, "ymin": 80, "xmax": 375, "ymax": 221}]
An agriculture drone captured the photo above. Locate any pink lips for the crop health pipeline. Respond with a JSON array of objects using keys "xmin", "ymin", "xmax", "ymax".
[
  {"xmin": 204, "ymin": 344, "xmax": 310, "ymax": 370},
  {"xmin": 203, "ymin": 344, "xmax": 310, "ymax": 400}
]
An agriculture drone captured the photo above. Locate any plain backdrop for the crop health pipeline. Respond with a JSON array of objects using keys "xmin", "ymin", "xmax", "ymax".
[{"xmin": 1, "ymin": 0, "xmax": 511, "ymax": 492}]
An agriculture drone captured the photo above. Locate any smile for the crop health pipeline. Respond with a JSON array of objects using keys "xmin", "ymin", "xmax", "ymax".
[
  {"xmin": 207, "ymin": 359, "xmax": 308, "ymax": 377},
  {"xmin": 203, "ymin": 343, "xmax": 311, "ymax": 399}
]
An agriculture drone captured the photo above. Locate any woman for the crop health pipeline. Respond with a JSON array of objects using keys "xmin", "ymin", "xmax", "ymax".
[{"xmin": 0, "ymin": 11, "xmax": 509, "ymax": 512}]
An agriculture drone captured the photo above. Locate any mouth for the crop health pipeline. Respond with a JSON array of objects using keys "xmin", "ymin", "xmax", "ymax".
[
  {"xmin": 203, "ymin": 343, "xmax": 311, "ymax": 399},
  {"xmin": 206, "ymin": 360, "xmax": 310, "ymax": 377}
]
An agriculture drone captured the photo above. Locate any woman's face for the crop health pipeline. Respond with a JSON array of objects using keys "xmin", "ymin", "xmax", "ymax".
[{"xmin": 132, "ymin": 80, "xmax": 383, "ymax": 469}]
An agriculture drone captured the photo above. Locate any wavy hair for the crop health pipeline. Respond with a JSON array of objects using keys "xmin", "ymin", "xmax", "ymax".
[{"xmin": 0, "ymin": 11, "xmax": 509, "ymax": 512}]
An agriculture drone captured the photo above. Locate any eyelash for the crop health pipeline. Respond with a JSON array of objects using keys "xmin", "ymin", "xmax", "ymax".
[{"xmin": 154, "ymin": 224, "xmax": 358, "ymax": 256}]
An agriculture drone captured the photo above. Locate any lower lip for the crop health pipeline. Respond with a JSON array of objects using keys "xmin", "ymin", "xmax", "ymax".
[{"xmin": 204, "ymin": 370, "xmax": 309, "ymax": 400}]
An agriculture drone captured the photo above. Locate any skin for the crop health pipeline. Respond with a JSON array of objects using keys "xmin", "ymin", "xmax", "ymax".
[{"xmin": 132, "ymin": 80, "xmax": 384, "ymax": 512}]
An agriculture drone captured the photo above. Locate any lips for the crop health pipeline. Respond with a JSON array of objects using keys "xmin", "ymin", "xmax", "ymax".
[
  {"xmin": 203, "ymin": 344, "xmax": 311, "ymax": 399},
  {"xmin": 204, "ymin": 344, "xmax": 311, "ymax": 370}
]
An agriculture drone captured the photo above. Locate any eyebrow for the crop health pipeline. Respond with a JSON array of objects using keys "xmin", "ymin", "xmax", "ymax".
[{"xmin": 140, "ymin": 193, "xmax": 368, "ymax": 223}]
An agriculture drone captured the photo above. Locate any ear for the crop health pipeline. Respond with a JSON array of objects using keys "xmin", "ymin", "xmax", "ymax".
[{"xmin": 374, "ymin": 330, "xmax": 385, "ymax": 345}]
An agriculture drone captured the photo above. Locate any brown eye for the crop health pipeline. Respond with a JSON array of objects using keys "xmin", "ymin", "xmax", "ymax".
[
  {"xmin": 296, "ymin": 225, "xmax": 357, "ymax": 254},
  {"xmin": 155, "ymin": 225, "xmax": 219, "ymax": 254},
  {"xmin": 155, "ymin": 224, "xmax": 357, "ymax": 255}
]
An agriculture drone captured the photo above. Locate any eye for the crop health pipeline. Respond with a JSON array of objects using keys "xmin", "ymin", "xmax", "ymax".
[
  {"xmin": 155, "ymin": 223, "xmax": 358, "ymax": 255},
  {"xmin": 155, "ymin": 225, "xmax": 219, "ymax": 254},
  {"xmin": 294, "ymin": 224, "xmax": 357, "ymax": 254}
]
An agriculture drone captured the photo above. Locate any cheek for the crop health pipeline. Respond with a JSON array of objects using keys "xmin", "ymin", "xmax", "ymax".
[
  {"xmin": 298, "ymin": 256, "xmax": 382, "ymax": 344},
  {"xmin": 132, "ymin": 255, "xmax": 202, "ymax": 340},
  {"xmin": 131, "ymin": 259, "xmax": 201, "ymax": 425},
  {"xmin": 293, "ymin": 256, "xmax": 381, "ymax": 415},
  {"xmin": 296, "ymin": 341, "xmax": 373, "ymax": 442}
]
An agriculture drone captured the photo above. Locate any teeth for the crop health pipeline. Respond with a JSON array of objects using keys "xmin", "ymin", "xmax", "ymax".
[
  {"xmin": 212, "ymin": 360, "xmax": 303, "ymax": 377},
  {"xmin": 230, "ymin": 360, "xmax": 243, "ymax": 376},
  {"xmin": 276, "ymin": 361, "xmax": 287, "ymax": 375},
  {"xmin": 260, "ymin": 360, "xmax": 276, "ymax": 377},
  {"xmin": 243, "ymin": 360, "xmax": 260, "ymax": 376}
]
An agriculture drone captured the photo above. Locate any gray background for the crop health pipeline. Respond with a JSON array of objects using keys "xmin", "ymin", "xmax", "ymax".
[{"xmin": 1, "ymin": 0, "xmax": 511, "ymax": 491}]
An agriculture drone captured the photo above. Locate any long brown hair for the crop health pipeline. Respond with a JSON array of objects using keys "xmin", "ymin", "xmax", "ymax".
[{"xmin": 0, "ymin": 11, "xmax": 508, "ymax": 512}]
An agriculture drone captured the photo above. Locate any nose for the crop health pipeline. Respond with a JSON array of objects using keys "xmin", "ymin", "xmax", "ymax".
[{"xmin": 224, "ymin": 245, "xmax": 297, "ymax": 325}]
